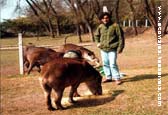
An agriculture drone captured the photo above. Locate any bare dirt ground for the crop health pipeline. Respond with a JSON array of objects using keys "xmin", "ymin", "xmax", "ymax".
[{"xmin": 1, "ymin": 29, "xmax": 168, "ymax": 115}]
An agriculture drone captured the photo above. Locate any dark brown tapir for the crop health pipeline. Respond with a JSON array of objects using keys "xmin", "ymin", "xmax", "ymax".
[
  {"xmin": 39, "ymin": 58, "xmax": 102, "ymax": 110},
  {"xmin": 23, "ymin": 45, "xmax": 64, "ymax": 74}
]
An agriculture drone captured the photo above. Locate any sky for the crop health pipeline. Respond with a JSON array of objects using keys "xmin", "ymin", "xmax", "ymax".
[{"xmin": 0, "ymin": 0, "xmax": 27, "ymax": 22}]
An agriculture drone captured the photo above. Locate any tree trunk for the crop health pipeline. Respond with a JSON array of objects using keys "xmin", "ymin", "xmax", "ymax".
[
  {"xmin": 43, "ymin": 0, "xmax": 55, "ymax": 38},
  {"xmin": 85, "ymin": 21, "xmax": 94, "ymax": 41},
  {"xmin": 56, "ymin": 19, "xmax": 61, "ymax": 36},
  {"xmin": 127, "ymin": 0, "xmax": 138, "ymax": 35},
  {"xmin": 49, "ymin": 0, "xmax": 61, "ymax": 36},
  {"xmin": 144, "ymin": 0, "xmax": 158, "ymax": 37},
  {"xmin": 47, "ymin": 18, "xmax": 55, "ymax": 38},
  {"xmin": 115, "ymin": 0, "xmax": 120, "ymax": 23},
  {"xmin": 64, "ymin": 0, "xmax": 83, "ymax": 42},
  {"xmin": 132, "ymin": 16, "xmax": 138, "ymax": 35},
  {"xmin": 91, "ymin": 0, "xmax": 101, "ymax": 20},
  {"xmin": 162, "ymin": 15, "xmax": 168, "ymax": 36},
  {"xmin": 76, "ymin": 0, "xmax": 94, "ymax": 41},
  {"xmin": 76, "ymin": 24, "xmax": 82, "ymax": 43}
]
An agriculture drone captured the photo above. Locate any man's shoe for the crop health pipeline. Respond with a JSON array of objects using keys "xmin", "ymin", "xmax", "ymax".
[
  {"xmin": 115, "ymin": 80, "xmax": 123, "ymax": 85},
  {"xmin": 103, "ymin": 79, "xmax": 112, "ymax": 83}
]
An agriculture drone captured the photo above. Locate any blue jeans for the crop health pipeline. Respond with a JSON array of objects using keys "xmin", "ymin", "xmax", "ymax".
[{"xmin": 100, "ymin": 50, "xmax": 120, "ymax": 80}]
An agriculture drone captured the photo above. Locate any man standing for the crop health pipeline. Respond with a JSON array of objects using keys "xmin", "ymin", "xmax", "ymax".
[{"xmin": 94, "ymin": 12, "xmax": 125, "ymax": 85}]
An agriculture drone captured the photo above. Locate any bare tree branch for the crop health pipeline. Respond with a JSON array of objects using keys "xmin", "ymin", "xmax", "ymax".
[
  {"xmin": 143, "ymin": 0, "xmax": 158, "ymax": 36},
  {"xmin": 127, "ymin": 0, "xmax": 138, "ymax": 35}
]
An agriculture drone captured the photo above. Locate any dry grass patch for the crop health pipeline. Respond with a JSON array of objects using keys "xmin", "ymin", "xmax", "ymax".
[
  {"xmin": 1, "ymin": 30, "xmax": 168, "ymax": 115},
  {"xmin": 1, "ymin": 68, "xmax": 167, "ymax": 115}
]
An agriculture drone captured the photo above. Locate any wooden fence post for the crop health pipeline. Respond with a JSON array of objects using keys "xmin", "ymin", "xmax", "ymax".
[{"xmin": 18, "ymin": 33, "xmax": 24, "ymax": 75}]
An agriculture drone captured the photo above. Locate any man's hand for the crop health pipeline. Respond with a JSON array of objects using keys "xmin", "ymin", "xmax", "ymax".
[{"xmin": 97, "ymin": 43, "xmax": 101, "ymax": 48}]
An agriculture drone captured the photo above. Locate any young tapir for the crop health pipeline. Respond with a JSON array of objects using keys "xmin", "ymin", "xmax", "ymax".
[
  {"xmin": 39, "ymin": 58, "xmax": 102, "ymax": 110},
  {"xmin": 58, "ymin": 43, "xmax": 100, "ymax": 67}
]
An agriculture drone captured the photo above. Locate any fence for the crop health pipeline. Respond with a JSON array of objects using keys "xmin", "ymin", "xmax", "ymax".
[{"xmin": 121, "ymin": 19, "xmax": 151, "ymax": 27}]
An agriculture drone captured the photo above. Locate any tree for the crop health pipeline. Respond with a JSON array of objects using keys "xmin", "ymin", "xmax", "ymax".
[
  {"xmin": 0, "ymin": 17, "xmax": 45, "ymax": 38},
  {"xmin": 143, "ymin": 0, "xmax": 168, "ymax": 37},
  {"xmin": 48, "ymin": 0, "xmax": 61, "ymax": 36},
  {"xmin": 143, "ymin": 0, "xmax": 158, "ymax": 36},
  {"xmin": 64, "ymin": 0, "xmax": 104, "ymax": 42},
  {"xmin": 127, "ymin": 0, "xmax": 138, "ymax": 35},
  {"xmin": 161, "ymin": 0, "xmax": 168, "ymax": 36},
  {"xmin": 162, "ymin": 15, "xmax": 168, "ymax": 36},
  {"xmin": 76, "ymin": 0, "xmax": 95, "ymax": 41},
  {"xmin": 25, "ymin": 0, "xmax": 62, "ymax": 38},
  {"xmin": 64, "ymin": 0, "xmax": 82, "ymax": 42},
  {"xmin": 90, "ymin": 0, "xmax": 101, "ymax": 20},
  {"xmin": 115, "ymin": 0, "xmax": 120, "ymax": 23}
]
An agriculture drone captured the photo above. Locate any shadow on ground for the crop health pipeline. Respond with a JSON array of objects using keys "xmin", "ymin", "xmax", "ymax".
[
  {"xmin": 67, "ymin": 90, "xmax": 124, "ymax": 109},
  {"xmin": 123, "ymin": 73, "xmax": 168, "ymax": 83}
]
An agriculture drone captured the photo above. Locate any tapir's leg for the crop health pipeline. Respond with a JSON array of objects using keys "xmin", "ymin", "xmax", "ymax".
[
  {"xmin": 73, "ymin": 89, "xmax": 80, "ymax": 97},
  {"xmin": 27, "ymin": 60, "xmax": 35, "ymax": 74},
  {"xmin": 39, "ymin": 78, "xmax": 56, "ymax": 111},
  {"xmin": 53, "ymin": 88, "xmax": 65, "ymax": 110},
  {"xmin": 69, "ymin": 84, "xmax": 80, "ymax": 103},
  {"xmin": 35, "ymin": 63, "xmax": 41, "ymax": 73}
]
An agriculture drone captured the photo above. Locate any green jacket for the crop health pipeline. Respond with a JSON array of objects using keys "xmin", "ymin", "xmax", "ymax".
[{"xmin": 94, "ymin": 23, "xmax": 125, "ymax": 52}]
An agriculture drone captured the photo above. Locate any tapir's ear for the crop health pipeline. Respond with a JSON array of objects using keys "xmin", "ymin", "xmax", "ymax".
[{"xmin": 76, "ymin": 50, "xmax": 82, "ymax": 55}]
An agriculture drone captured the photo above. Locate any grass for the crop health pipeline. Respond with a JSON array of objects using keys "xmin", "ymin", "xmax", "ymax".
[
  {"xmin": 0, "ymin": 34, "xmax": 91, "ymax": 47},
  {"xmin": 0, "ymin": 30, "xmax": 168, "ymax": 115},
  {"xmin": 0, "ymin": 50, "xmax": 19, "ymax": 67}
]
